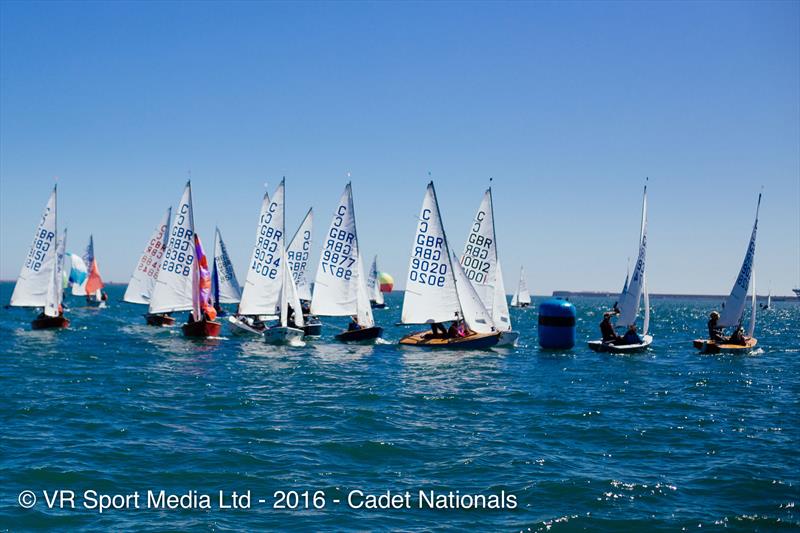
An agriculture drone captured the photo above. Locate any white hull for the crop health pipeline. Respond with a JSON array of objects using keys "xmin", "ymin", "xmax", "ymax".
[
  {"xmin": 264, "ymin": 326, "xmax": 305, "ymax": 346},
  {"xmin": 227, "ymin": 315, "xmax": 265, "ymax": 336},
  {"xmin": 497, "ymin": 330, "xmax": 520, "ymax": 347},
  {"xmin": 588, "ymin": 334, "xmax": 653, "ymax": 354}
]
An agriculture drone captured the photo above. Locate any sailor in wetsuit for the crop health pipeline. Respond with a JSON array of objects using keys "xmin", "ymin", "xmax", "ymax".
[
  {"xmin": 707, "ymin": 311, "xmax": 726, "ymax": 342},
  {"xmin": 600, "ymin": 311, "xmax": 621, "ymax": 343}
]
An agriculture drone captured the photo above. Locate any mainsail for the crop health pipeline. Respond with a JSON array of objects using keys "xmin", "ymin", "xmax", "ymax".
[
  {"xmin": 617, "ymin": 184, "xmax": 648, "ymax": 330},
  {"xmin": 719, "ymin": 193, "xmax": 761, "ymax": 329},
  {"xmin": 10, "ymin": 186, "xmax": 58, "ymax": 309},
  {"xmin": 211, "ymin": 227, "xmax": 242, "ymax": 305},
  {"xmin": 238, "ymin": 180, "xmax": 286, "ymax": 316},
  {"xmin": 511, "ymin": 266, "xmax": 531, "ymax": 307},
  {"xmin": 310, "ymin": 183, "xmax": 374, "ymax": 327},
  {"xmin": 286, "ymin": 208, "xmax": 313, "ymax": 302},
  {"xmin": 46, "ymin": 227, "xmax": 67, "ymax": 317},
  {"xmin": 123, "ymin": 207, "xmax": 171, "ymax": 304},
  {"xmin": 460, "ymin": 188, "xmax": 512, "ymax": 331},
  {"xmin": 148, "ymin": 182, "xmax": 196, "ymax": 314},
  {"xmin": 401, "ymin": 182, "xmax": 495, "ymax": 333},
  {"xmin": 367, "ymin": 255, "xmax": 384, "ymax": 306}
]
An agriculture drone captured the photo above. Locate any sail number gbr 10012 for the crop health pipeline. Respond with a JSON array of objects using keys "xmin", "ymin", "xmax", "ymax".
[
  {"xmin": 461, "ymin": 210, "xmax": 492, "ymax": 283},
  {"xmin": 409, "ymin": 208, "xmax": 447, "ymax": 287}
]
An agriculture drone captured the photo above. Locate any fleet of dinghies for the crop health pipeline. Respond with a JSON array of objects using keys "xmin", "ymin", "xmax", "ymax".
[{"xmin": 7, "ymin": 179, "xmax": 769, "ymax": 355}]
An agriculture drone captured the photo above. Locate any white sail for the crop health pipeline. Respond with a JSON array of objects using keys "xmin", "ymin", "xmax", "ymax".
[
  {"xmin": 10, "ymin": 186, "xmax": 58, "ymax": 309},
  {"xmin": 286, "ymin": 208, "xmax": 313, "ymax": 302},
  {"xmin": 367, "ymin": 255, "xmax": 384, "ymax": 305},
  {"xmin": 452, "ymin": 252, "xmax": 495, "ymax": 334},
  {"xmin": 747, "ymin": 267, "xmax": 756, "ymax": 337},
  {"xmin": 281, "ymin": 248, "xmax": 305, "ymax": 328},
  {"xmin": 511, "ymin": 266, "xmax": 531, "ymax": 306},
  {"xmin": 45, "ymin": 227, "xmax": 67, "ymax": 317},
  {"xmin": 238, "ymin": 180, "xmax": 286, "ymax": 316},
  {"xmin": 212, "ymin": 227, "xmax": 242, "ymax": 304},
  {"xmin": 719, "ymin": 194, "xmax": 761, "ymax": 328},
  {"xmin": 124, "ymin": 207, "xmax": 171, "ymax": 304},
  {"xmin": 310, "ymin": 183, "xmax": 374, "ymax": 327},
  {"xmin": 148, "ymin": 182, "xmax": 196, "ymax": 314},
  {"xmin": 460, "ymin": 188, "xmax": 511, "ymax": 331},
  {"xmin": 401, "ymin": 182, "xmax": 461, "ymax": 324},
  {"xmin": 642, "ymin": 274, "xmax": 650, "ymax": 335},
  {"xmin": 617, "ymin": 185, "xmax": 648, "ymax": 327}
]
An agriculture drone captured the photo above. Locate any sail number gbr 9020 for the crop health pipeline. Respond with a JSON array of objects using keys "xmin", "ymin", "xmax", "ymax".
[
  {"xmin": 251, "ymin": 203, "xmax": 283, "ymax": 280},
  {"xmin": 321, "ymin": 204, "xmax": 356, "ymax": 279},
  {"xmin": 409, "ymin": 208, "xmax": 447, "ymax": 287}
]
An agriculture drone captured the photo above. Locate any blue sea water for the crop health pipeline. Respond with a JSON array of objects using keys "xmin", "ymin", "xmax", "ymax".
[{"xmin": 1, "ymin": 282, "xmax": 798, "ymax": 531}]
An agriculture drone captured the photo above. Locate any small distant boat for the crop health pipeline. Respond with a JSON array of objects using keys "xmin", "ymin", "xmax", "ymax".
[
  {"xmin": 286, "ymin": 208, "xmax": 321, "ymax": 338},
  {"xmin": 693, "ymin": 193, "xmax": 761, "ymax": 354},
  {"xmin": 759, "ymin": 289, "xmax": 771, "ymax": 311},
  {"xmin": 367, "ymin": 256, "xmax": 386, "ymax": 309},
  {"xmin": 149, "ymin": 181, "xmax": 220, "ymax": 337},
  {"xmin": 794, "ymin": 288, "xmax": 800, "ymax": 298},
  {"xmin": 589, "ymin": 183, "xmax": 652, "ymax": 353},
  {"xmin": 210, "ymin": 227, "xmax": 242, "ymax": 317},
  {"xmin": 510, "ymin": 266, "xmax": 531, "ymax": 308},
  {"xmin": 460, "ymin": 186, "xmax": 519, "ymax": 347},
  {"xmin": 398, "ymin": 182, "xmax": 501, "ymax": 349},
  {"xmin": 81, "ymin": 235, "xmax": 108, "ymax": 307},
  {"xmin": 311, "ymin": 183, "xmax": 383, "ymax": 343},
  {"xmin": 234, "ymin": 179, "xmax": 304, "ymax": 345},
  {"xmin": 123, "ymin": 207, "xmax": 174, "ymax": 326},
  {"xmin": 10, "ymin": 185, "xmax": 70, "ymax": 329}
]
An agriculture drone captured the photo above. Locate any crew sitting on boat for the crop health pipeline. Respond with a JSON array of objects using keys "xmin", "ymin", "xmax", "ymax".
[
  {"xmin": 617, "ymin": 324, "xmax": 642, "ymax": 345},
  {"xmin": 708, "ymin": 311, "xmax": 726, "ymax": 342},
  {"xmin": 428, "ymin": 322, "xmax": 448, "ymax": 338},
  {"xmin": 600, "ymin": 311, "xmax": 621, "ymax": 343},
  {"xmin": 728, "ymin": 326, "xmax": 748, "ymax": 346},
  {"xmin": 447, "ymin": 312, "xmax": 472, "ymax": 338},
  {"xmin": 347, "ymin": 316, "xmax": 363, "ymax": 331},
  {"xmin": 287, "ymin": 305, "xmax": 300, "ymax": 329},
  {"xmin": 36, "ymin": 304, "xmax": 64, "ymax": 321}
]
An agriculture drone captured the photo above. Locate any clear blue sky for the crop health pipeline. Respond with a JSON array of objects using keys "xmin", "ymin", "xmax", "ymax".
[{"xmin": 1, "ymin": 1, "xmax": 798, "ymax": 295}]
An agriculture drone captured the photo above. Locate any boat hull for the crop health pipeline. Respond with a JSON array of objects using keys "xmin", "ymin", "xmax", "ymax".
[
  {"xmin": 227, "ymin": 315, "xmax": 265, "ymax": 336},
  {"xmin": 181, "ymin": 319, "xmax": 221, "ymax": 338},
  {"xmin": 496, "ymin": 330, "xmax": 520, "ymax": 347},
  {"xmin": 398, "ymin": 330, "xmax": 501, "ymax": 350},
  {"xmin": 335, "ymin": 326, "xmax": 383, "ymax": 343},
  {"xmin": 370, "ymin": 301, "xmax": 387, "ymax": 309},
  {"xmin": 302, "ymin": 316, "xmax": 323, "ymax": 338},
  {"xmin": 588, "ymin": 334, "xmax": 653, "ymax": 353},
  {"xmin": 31, "ymin": 315, "xmax": 70, "ymax": 330},
  {"xmin": 264, "ymin": 326, "xmax": 305, "ymax": 346},
  {"xmin": 692, "ymin": 337, "xmax": 757, "ymax": 354},
  {"xmin": 145, "ymin": 313, "xmax": 175, "ymax": 327}
]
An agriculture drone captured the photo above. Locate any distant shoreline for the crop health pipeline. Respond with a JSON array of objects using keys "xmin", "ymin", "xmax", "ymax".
[{"xmin": 552, "ymin": 291, "xmax": 799, "ymax": 302}]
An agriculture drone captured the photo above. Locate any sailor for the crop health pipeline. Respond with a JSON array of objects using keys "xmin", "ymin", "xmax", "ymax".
[
  {"xmin": 600, "ymin": 311, "xmax": 620, "ymax": 343},
  {"xmin": 728, "ymin": 325, "xmax": 747, "ymax": 345},
  {"xmin": 619, "ymin": 324, "xmax": 642, "ymax": 345},
  {"xmin": 429, "ymin": 322, "xmax": 447, "ymax": 337},
  {"xmin": 347, "ymin": 316, "xmax": 363, "ymax": 331},
  {"xmin": 708, "ymin": 311, "xmax": 726, "ymax": 342}
]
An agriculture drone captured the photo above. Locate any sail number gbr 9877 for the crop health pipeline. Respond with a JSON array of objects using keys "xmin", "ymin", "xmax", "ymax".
[
  {"xmin": 320, "ymin": 205, "xmax": 356, "ymax": 279},
  {"xmin": 409, "ymin": 208, "xmax": 447, "ymax": 287}
]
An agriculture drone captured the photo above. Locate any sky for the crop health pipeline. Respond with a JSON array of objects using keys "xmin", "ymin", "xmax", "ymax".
[{"xmin": 1, "ymin": 1, "xmax": 798, "ymax": 295}]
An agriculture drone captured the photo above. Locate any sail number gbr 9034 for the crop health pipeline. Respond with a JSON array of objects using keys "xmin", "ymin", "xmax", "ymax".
[
  {"xmin": 321, "ymin": 205, "xmax": 356, "ymax": 279},
  {"xmin": 409, "ymin": 208, "xmax": 447, "ymax": 287},
  {"xmin": 251, "ymin": 204, "xmax": 283, "ymax": 280}
]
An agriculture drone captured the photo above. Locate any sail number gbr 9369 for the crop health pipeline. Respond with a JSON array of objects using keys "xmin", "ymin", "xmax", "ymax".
[
  {"xmin": 162, "ymin": 205, "xmax": 194, "ymax": 277},
  {"xmin": 461, "ymin": 210, "xmax": 491, "ymax": 284},
  {"xmin": 321, "ymin": 204, "xmax": 356, "ymax": 279},
  {"xmin": 251, "ymin": 202, "xmax": 282, "ymax": 280},
  {"xmin": 409, "ymin": 208, "xmax": 447, "ymax": 287}
]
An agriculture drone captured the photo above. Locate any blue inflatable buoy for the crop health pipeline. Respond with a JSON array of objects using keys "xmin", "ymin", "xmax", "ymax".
[{"xmin": 538, "ymin": 297, "xmax": 576, "ymax": 349}]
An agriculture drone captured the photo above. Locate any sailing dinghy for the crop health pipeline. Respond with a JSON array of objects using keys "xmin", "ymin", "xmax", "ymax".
[
  {"xmin": 398, "ymin": 182, "xmax": 501, "ymax": 349},
  {"xmin": 367, "ymin": 256, "xmax": 387, "ymax": 309},
  {"xmin": 123, "ymin": 207, "xmax": 174, "ymax": 326},
  {"xmin": 149, "ymin": 181, "xmax": 221, "ymax": 337},
  {"xmin": 460, "ymin": 187, "xmax": 519, "ymax": 347},
  {"xmin": 10, "ymin": 185, "xmax": 69, "ymax": 329},
  {"xmin": 589, "ymin": 183, "xmax": 652, "ymax": 353},
  {"xmin": 230, "ymin": 179, "xmax": 305, "ymax": 345},
  {"xmin": 510, "ymin": 266, "xmax": 531, "ymax": 308},
  {"xmin": 211, "ymin": 227, "xmax": 242, "ymax": 317},
  {"xmin": 311, "ymin": 183, "xmax": 383, "ymax": 343},
  {"xmin": 693, "ymin": 194, "xmax": 761, "ymax": 354},
  {"xmin": 286, "ymin": 208, "xmax": 322, "ymax": 338},
  {"xmin": 81, "ymin": 235, "xmax": 107, "ymax": 307}
]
